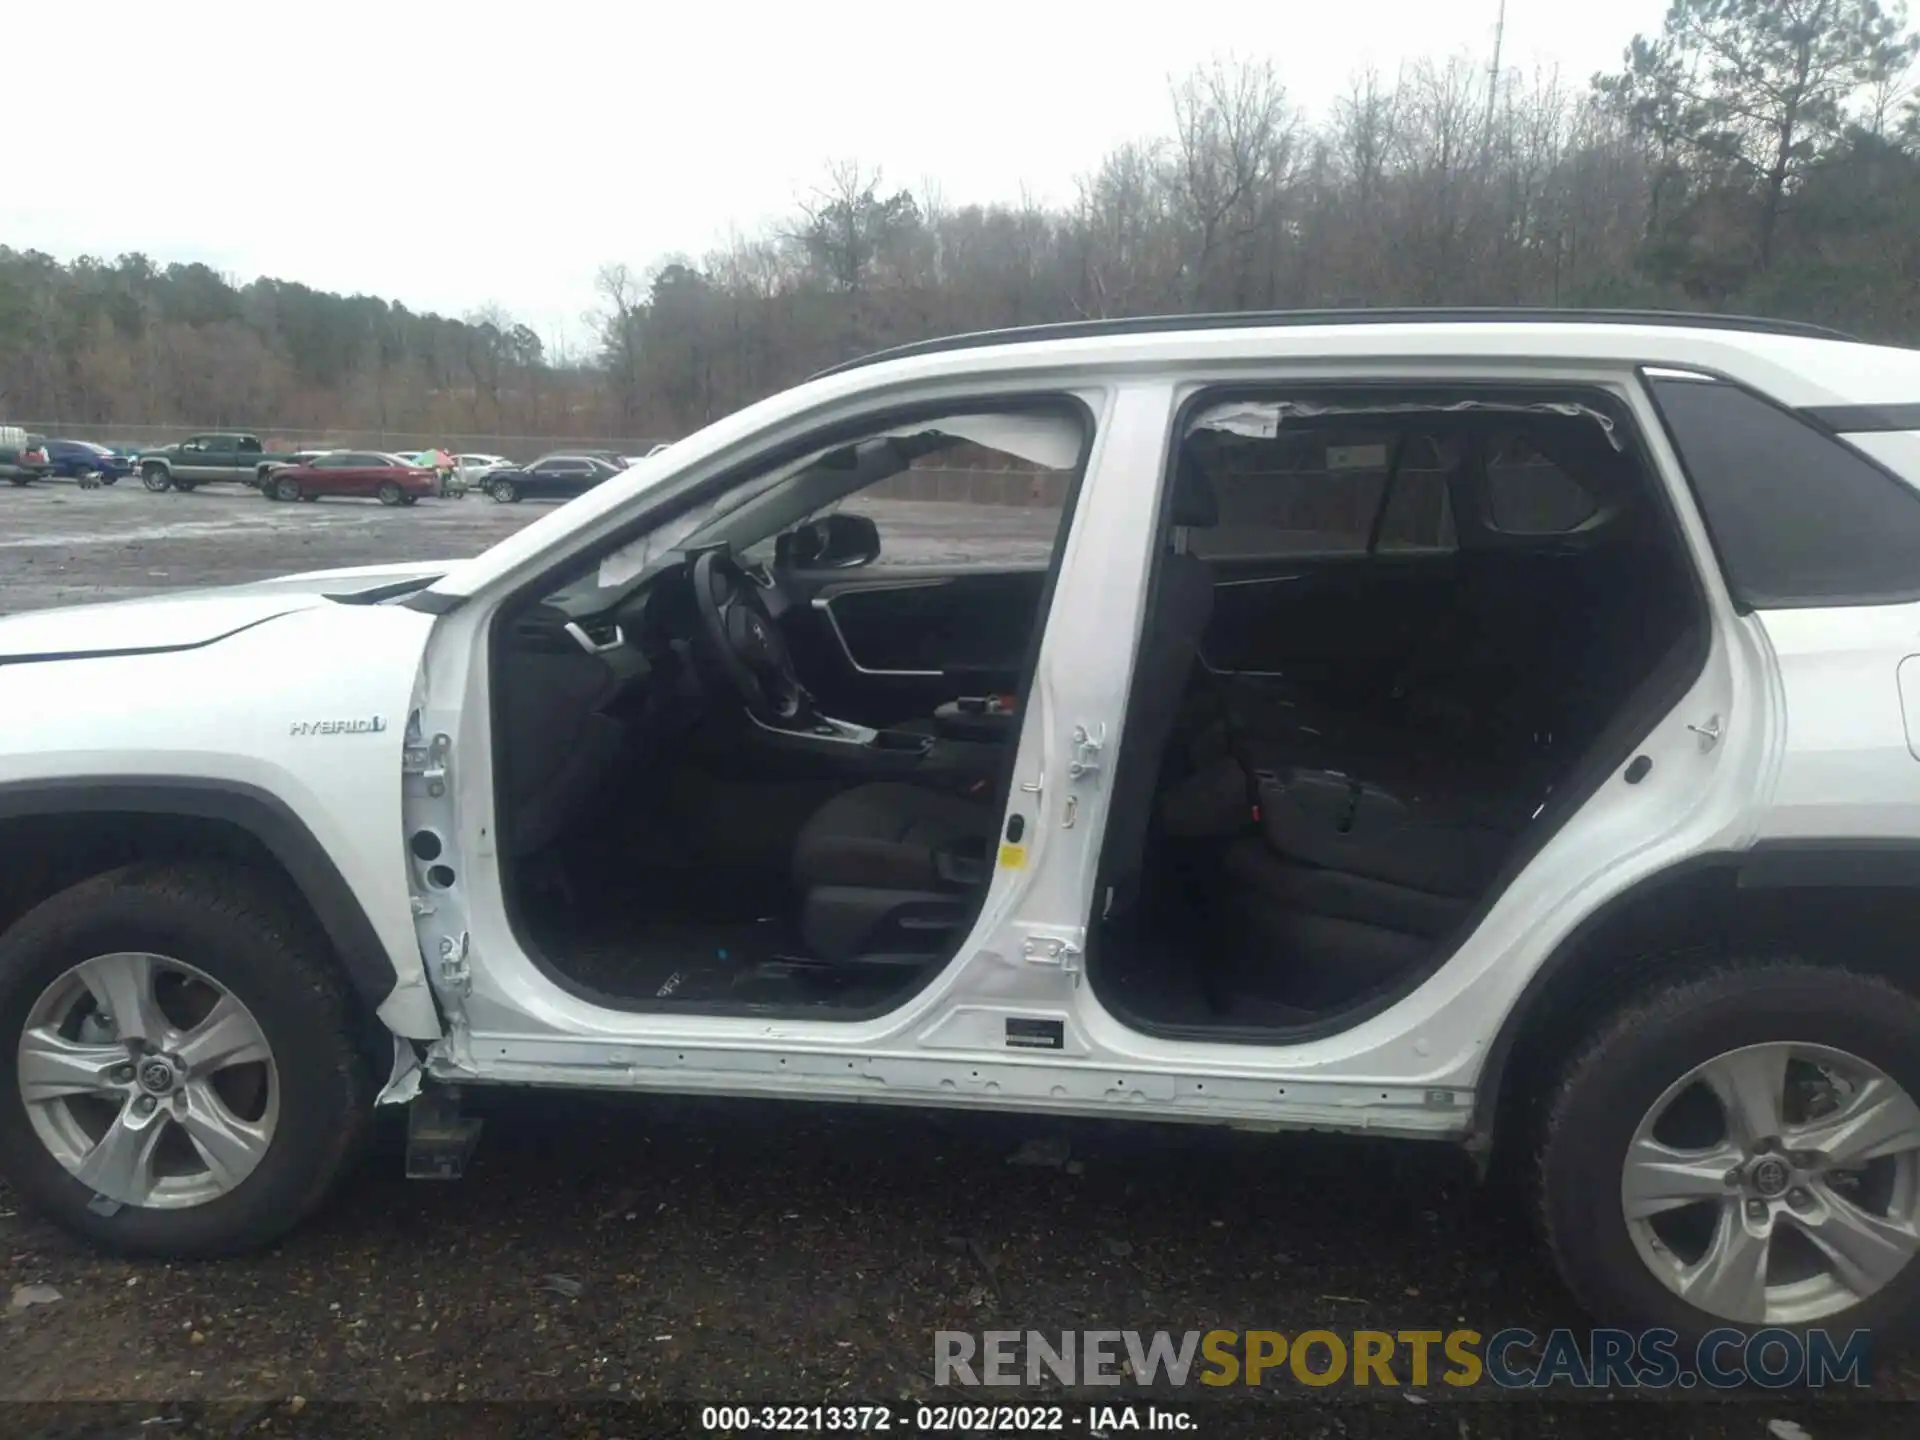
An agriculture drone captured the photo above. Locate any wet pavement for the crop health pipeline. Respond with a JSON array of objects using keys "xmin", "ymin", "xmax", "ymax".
[{"xmin": 0, "ymin": 476, "xmax": 1058, "ymax": 614}]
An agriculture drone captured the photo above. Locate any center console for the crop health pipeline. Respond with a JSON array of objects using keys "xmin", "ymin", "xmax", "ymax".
[
  {"xmin": 744, "ymin": 707, "xmax": 1002, "ymax": 791},
  {"xmin": 930, "ymin": 695, "xmax": 1019, "ymax": 742}
]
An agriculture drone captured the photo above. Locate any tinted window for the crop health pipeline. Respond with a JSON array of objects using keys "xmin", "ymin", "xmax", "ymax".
[
  {"xmin": 1483, "ymin": 432, "xmax": 1599, "ymax": 535},
  {"xmin": 1375, "ymin": 456, "xmax": 1457, "ymax": 553},
  {"xmin": 1647, "ymin": 375, "xmax": 1920, "ymax": 607},
  {"xmin": 1189, "ymin": 428, "xmax": 1457, "ymax": 559},
  {"xmin": 237, "ymin": 437, "xmax": 262, "ymax": 453}
]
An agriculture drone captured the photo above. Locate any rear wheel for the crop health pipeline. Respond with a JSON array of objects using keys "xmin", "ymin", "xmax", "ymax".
[
  {"xmin": 1539, "ymin": 962, "xmax": 1920, "ymax": 1346},
  {"xmin": 0, "ymin": 863, "xmax": 374, "ymax": 1258},
  {"xmin": 272, "ymin": 475, "xmax": 302, "ymax": 502},
  {"xmin": 376, "ymin": 481, "xmax": 403, "ymax": 506},
  {"xmin": 140, "ymin": 465, "xmax": 172, "ymax": 492}
]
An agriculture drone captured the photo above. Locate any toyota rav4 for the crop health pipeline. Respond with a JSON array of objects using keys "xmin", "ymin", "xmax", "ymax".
[{"xmin": 5, "ymin": 309, "xmax": 1920, "ymax": 1350}]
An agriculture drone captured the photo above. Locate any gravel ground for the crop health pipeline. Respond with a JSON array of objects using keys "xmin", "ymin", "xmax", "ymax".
[{"xmin": 0, "ymin": 476, "xmax": 1907, "ymax": 1432}]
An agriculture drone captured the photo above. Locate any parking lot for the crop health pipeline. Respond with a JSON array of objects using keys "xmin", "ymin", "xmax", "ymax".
[
  {"xmin": 0, "ymin": 476, "xmax": 1902, "ymax": 1428},
  {"xmin": 0, "ymin": 476, "xmax": 1064, "ymax": 615}
]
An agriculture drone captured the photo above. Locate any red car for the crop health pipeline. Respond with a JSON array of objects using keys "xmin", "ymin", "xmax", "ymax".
[{"xmin": 262, "ymin": 450, "xmax": 438, "ymax": 505}]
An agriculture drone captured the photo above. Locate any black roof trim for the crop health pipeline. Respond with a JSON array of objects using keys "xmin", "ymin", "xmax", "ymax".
[
  {"xmin": 812, "ymin": 308, "xmax": 1857, "ymax": 379},
  {"xmin": 1800, "ymin": 403, "xmax": 1920, "ymax": 434}
]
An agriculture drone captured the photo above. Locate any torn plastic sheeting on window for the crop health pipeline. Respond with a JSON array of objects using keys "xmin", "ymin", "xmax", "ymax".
[
  {"xmin": 597, "ymin": 501, "xmax": 723, "ymax": 588},
  {"xmin": 875, "ymin": 412, "xmax": 1083, "ymax": 471},
  {"xmin": 1189, "ymin": 398, "xmax": 1624, "ymax": 452},
  {"xmin": 594, "ymin": 411, "xmax": 1081, "ymax": 588}
]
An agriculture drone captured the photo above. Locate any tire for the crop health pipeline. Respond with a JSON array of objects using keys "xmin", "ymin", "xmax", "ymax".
[
  {"xmin": 140, "ymin": 465, "xmax": 172, "ymax": 492},
  {"xmin": 399, "ymin": 494, "xmax": 418, "ymax": 506},
  {"xmin": 489, "ymin": 477, "xmax": 519, "ymax": 504},
  {"xmin": 376, "ymin": 481, "xmax": 403, "ymax": 506},
  {"xmin": 7, "ymin": 477, "xmax": 28, "ymax": 487},
  {"xmin": 273, "ymin": 475, "xmax": 302, "ymax": 503},
  {"xmin": 1539, "ymin": 961, "xmax": 1920, "ymax": 1348},
  {"xmin": 173, "ymin": 480, "xmax": 197, "ymax": 493},
  {"xmin": 100, "ymin": 474, "xmax": 118, "ymax": 486},
  {"xmin": 0, "ymin": 862, "xmax": 374, "ymax": 1259}
]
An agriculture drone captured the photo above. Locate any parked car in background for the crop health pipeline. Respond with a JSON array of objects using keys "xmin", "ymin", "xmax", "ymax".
[
  {"xmin": 454, "ymin": 453, "xmax": 511, "ymax": 490},
  {"xmin": 0, "ymin": 428, "xmax": 51, "ymax": 486},
  {"xmin": 570, "ymin": 449, "xmax": 634, "ymax": 471},
  {"xmin": 261, "ymin": 450, "xmax": 438, "ymax": 505},
  {"xmin": 44, "ymin": 439, "xmax": 134, "ymax": 485},
  {"xmin": 622, "ymin": 442, "xmax": 672, "ymax": 464},
  {"xmin": 481, "ymin": 452, "xmax": 624, "ymax": 503},
  {"xmin": 137, "ymin": 433, "xmax": 304, "ymax": 492}
]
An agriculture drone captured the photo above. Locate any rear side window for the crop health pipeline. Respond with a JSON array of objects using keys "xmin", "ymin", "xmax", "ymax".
[
  {"xmin": 1188, "ymin": 428, "xmax": 1457, "ymax": 560},
  {"xmin": 1483, "ymin": 433, "xmax": 1599, "ymax": 535},
  {"xmin": 1648, "ymin": 375, "xmax": 1920, "ymax": 607}
]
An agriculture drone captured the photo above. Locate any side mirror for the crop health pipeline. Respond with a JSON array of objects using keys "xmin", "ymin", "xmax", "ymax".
[{"xmin": 778, "ymin": 512, "xmax": 881, "ymax": 571}]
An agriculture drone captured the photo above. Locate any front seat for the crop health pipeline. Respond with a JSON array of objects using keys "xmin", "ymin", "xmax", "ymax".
[{"xmin": 791, "ymin": 462, "xmax": 1221, "ymax": 963}]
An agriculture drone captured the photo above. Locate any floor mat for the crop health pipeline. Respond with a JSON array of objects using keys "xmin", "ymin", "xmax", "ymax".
[
  {"xmin": 544, "ymin": 916, "xmax": 907, "ymax": 1012},
  {"xmin": 1097, "ymin": 925, "xmax": 1324, "ymax": 1030}
]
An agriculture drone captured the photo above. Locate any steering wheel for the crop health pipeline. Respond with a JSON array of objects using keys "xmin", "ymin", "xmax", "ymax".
[{"xmin": 689, "ymin": 550, "xmax": 805, "ymax": 723}]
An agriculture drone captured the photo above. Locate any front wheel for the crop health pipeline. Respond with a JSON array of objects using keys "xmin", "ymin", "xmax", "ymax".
[
  {"xmin": 1540, "ymin": 962, "xmax": 1920, "ymax": 1348},
  {"xmin": 376, "ymin": 481, "xmax": 403, "ymax": 507},
  {"xmin": 273, "ymin": 475, "xmax": 302, "ymax": 503},
  {"xmin": 0, "ymin": 863, "xmax": 374, "ymax": 1258},
  {"xmin": 488, "ymin": 477, "xmax": 519, "ymax": 504},
  {"xmin": 141, "ymin": 466, "xmax": 172, "ymax": 492}
]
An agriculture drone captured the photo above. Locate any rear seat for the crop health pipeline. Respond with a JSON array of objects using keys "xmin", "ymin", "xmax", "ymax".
[{"xmin": 1171, "ymin": 532, "xmax": 1690, "ymax": 1008}]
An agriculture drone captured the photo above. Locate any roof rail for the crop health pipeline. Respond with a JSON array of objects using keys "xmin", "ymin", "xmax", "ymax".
[{"xmin": 811, "ymin": 307, "xmax": 1858, "ymax": 378}]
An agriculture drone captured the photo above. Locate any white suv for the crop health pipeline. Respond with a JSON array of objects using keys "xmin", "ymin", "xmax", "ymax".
[{"xmin": 4, "ymin": 310, "xmax": 1920, "ymax": 1350}]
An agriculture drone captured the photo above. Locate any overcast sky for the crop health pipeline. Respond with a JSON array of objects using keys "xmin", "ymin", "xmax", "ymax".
[{"xmin": 11, "ymin": 0, "xmax": 1665, "ymax": 350}]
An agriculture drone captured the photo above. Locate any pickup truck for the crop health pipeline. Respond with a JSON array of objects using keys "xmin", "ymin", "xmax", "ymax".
[{"xmin": 136, "ymin": 433, "xmax": 305, "ymax": 492}]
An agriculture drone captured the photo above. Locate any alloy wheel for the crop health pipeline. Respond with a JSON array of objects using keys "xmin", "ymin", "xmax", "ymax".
[
  {"xmin": 1622, "ymin": 1041, "xmax": 1920, "ymax": 1325},
  {"xmin": 18, "ymin": 952, "xmax": 279, "ymax": 1210}
]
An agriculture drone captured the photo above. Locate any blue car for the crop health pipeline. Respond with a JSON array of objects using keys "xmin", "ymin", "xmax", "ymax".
[{"xmin": 45, "ymin": 439, "xmax": 135, "ymax": 484}]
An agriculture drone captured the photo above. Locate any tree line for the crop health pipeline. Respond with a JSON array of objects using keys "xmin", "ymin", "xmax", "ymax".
[{"xmin": 4, "ymin": 0, "xmax": 1916, "ymax": 444}]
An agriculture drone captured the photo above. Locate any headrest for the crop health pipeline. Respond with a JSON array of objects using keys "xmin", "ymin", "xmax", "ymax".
[{"xmin": 1170, "ymin": 465, "xmax": 1219, "ymax": 528}]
